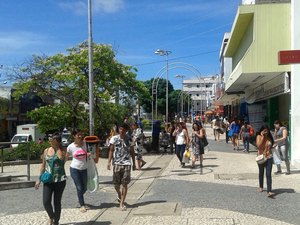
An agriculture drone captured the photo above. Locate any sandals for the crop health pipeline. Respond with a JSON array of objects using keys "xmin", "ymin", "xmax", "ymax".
[
  {"xmin": 120, "ymin": 205, "xmax": 127, "ymax": 211},
  {"xmin": 267, "ymin": 192, "xmax": 275, "ymax": 197}
]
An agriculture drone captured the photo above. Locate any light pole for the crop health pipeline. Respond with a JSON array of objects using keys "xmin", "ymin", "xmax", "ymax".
[
  {"xmin": 175, "ymin": 75, "xmax": 185, "ymax": 117},
  {"xmin": 155, "ymin": 49, "xmax": 171, "ymax": 123},
  {"xmin": 88, "ymin": 0, "xmax": 94, "ymax": 135}
]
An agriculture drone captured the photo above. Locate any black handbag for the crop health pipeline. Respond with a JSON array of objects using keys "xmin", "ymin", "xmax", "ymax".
[{"xmin": 200, "ymin": 135, "xmax": 209, "ymax": 147}]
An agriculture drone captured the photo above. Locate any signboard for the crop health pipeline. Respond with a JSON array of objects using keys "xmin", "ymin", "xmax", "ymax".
[{"xmin": 278, "ymin": 50, "xmax": 300, "ymax": 65}]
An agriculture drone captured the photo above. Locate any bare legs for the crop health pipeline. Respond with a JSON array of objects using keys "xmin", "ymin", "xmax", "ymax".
[{"xmin": 115, "ymin": 184, "xmax": 128, "ymax": 210}]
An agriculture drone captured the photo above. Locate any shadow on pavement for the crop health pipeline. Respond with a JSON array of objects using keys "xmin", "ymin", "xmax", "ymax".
[
  {"xmin": 128, "ymin": 200, "xmax": 167, "ymax": 209},
  {"xmin": 142, "ymin": 167, "xmax": 161, "ymax": 171},
  {"xmin": 64, "ymin": 222, "xmax": 111, "ymax": 225},
  {"xmin": 273, "ymin": 188, "xmax": 296, "ymax": 196}
]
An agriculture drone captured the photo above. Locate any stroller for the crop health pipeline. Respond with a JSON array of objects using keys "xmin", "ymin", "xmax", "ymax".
[{"xmin": 159, "ymin": 130, "xmax": 170, "ymax": 152}]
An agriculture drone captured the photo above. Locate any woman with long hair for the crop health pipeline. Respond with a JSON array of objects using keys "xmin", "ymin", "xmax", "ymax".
[
  {"xmin": 256, "ymin": 125, "xmax": 275, "ymax": 197},
  {"xmin": 35, "ymin": 132, "xmax": 67, "ymax": 225},
  {"xmin": 190, "ymin": 122, "xmax": 206, "ymax": 168},
  {"xmin": 172, "ymin": 122, "xmax": 189, "ymax": 167}
]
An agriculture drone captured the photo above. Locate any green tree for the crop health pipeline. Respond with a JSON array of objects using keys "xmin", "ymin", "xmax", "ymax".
[
  {"xmin": 11, "ymin": 42, "xmax": 150, "ymax": 138},
  {"xmin": 141, "ymin": 78, "xmax": 174, "ymax": 116}
]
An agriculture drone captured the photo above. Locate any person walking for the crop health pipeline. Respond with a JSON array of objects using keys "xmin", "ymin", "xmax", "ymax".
[
  {"xmin": 212, "ymin": 116, "xmax": 222, "ymax": 141},
  {"xmin": 66, "ymin": 129, "xmax": 90, "ymax": 213},
  {"xmin": 35, "ymin": 133, "xmax": 67, "ymax": 225},
  {"xmin": 132, "ymin": 122, "xmax": 146, "ymax": 170},
  {"xmin": 172, "ymin": 122, "xmax": 189, "ymax": 167},
  {"xmin": 223, "ymin": 117, "xmax": 230, "ymax": 144},
  {"xmin": 240, "ymin": 121, "xmax": 252, "ymax": 153},
  {"xmin": 229, "ymin": 117, "xmax": 240, "ymax": 150},
  {"xmin": 152, "ymin": 120, "xmax": 161, "ymax": 152},
  {"xmin": 256, "ymin": 125, "xmax": 275, "ymax": 197},
  {"xmin": 168, "ymin": 121, "xmax": 176, "ymax": 154},
  {"xmin": 273, "ymin": 120, "xmax": 291, "ymax": 175},
  {"xmin": 190, "ymin": 122, "xmax": 206, "ymax": 168},
  {"xmin": 107, "ymin": 123, "xmax": 136, "ymax": 211}
]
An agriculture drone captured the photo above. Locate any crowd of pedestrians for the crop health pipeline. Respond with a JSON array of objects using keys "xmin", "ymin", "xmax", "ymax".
[{"xmin": 34, "ymin": 114, "xmax": 292, "ymax": 224}]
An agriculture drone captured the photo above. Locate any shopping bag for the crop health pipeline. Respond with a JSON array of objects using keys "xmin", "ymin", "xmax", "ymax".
[
  {"xmin": 272, "ymin": 147, "xmax": 282, "ymax": 165},
  {"xmin": 184, "ymin": 149, "xmax": 191, "ymax": 158},
  {"xmin": 87, "ymin": 157, "xmax": 99, "ymax": 193},
  {"xmin": 182, "ymin": 149, "xmax": 190, "ymax": 164}
]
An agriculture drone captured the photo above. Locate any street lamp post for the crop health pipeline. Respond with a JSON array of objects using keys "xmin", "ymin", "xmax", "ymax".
[
  {"xmin": 155, "ymin": 49, "xmax": 171, "ymax": 123},
  {"xmin": 88, "ymin": 0, "xmax": 94, "ymax": 135},
  {"xmin": 175, "ymin": 75, "xmax": 185, "ymax": 117}
]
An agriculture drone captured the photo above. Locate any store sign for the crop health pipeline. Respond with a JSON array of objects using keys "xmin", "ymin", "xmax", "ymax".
[
  {"xmin": 278, "ymin": 50, "xmax": 300, "ymax": 65},
  {"xmin": 254, "ymin": 72, "xmax": 289, "ymax": 101}
]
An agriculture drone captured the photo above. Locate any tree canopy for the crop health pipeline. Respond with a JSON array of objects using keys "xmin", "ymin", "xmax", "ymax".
[{"xmin": 11, "ymin": 42, "xmax": 150, "ymax": 137}]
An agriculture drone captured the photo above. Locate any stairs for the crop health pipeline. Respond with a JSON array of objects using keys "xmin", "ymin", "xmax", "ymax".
[{"xmin": 0, "ymin": 175, "xmax": 35, "ymax": 191}]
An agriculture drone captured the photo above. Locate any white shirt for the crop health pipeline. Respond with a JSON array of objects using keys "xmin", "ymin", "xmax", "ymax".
[
  {"xmin": 176, "ymin": 130, "xmax": 186, "ymax": 145},
  {"xmin": 67, "ymin": 142, "xmax": 88, "ymax": 170}
]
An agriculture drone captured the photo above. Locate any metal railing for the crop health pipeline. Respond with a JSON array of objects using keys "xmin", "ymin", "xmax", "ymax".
[{"xmin": 0, "ymin": 141, "xmax": 31, "ymax": 181}]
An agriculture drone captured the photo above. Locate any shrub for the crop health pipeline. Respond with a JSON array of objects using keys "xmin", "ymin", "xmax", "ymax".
[{"xmin": 5, "ymin": 141, "xmax": 50, "ymax": 161}]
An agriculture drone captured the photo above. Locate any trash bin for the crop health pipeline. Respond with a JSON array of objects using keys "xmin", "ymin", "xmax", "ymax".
[{"xmin": 84, "ymin": 136, "xmax": 99, "ymax": 163}]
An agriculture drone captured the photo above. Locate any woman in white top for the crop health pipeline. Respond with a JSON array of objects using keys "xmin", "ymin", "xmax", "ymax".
[
  {"xmin": 172, "ymin": 122, "xmax": 189, "ymax": 167},
  {"xmin": 66, "ymin": 128, "xmax": 90, "ymax": 213}
]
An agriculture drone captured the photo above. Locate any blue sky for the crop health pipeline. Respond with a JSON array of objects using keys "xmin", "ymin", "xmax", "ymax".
[{"xmin": 0, "ymin": 0, "xmax": 240, "ymax": 89}]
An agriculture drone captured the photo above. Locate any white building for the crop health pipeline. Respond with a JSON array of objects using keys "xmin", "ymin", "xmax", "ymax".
[{"xmin": 182, "ymin": 76, "xmax": 218, "ymax": 115}]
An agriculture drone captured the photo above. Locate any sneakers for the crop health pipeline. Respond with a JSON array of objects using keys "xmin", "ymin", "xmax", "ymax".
[
  {"xmin": 274, "ymin": 171, "xmax": 282, "ymax": 175},
  {"xmin": 285, "ymin": 171, "xmax": 291, "ymax": 175},
  {"xmin": 80, "ymin": 206, "xmax": 87, "ymax": 213}
]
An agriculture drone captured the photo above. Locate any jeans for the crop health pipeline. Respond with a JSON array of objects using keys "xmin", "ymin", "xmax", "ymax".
[
  {"xmin": 225, "ymin": 130, "xmax": 229, "ymax": 143},
  {"xmin": 70, "ymin": 167, "xmax": 87, "ymax": 206},
  {"xmin": 276, "ymin": 145, "xmax": 291, "ymax": 173},
  {"xmin": 43, "ymin": 180, "xmax": 66, "ymax": 225},
  {"xmin": 258, "ymin": 158, "xmax": 273, "ymax": 192},
  {"xmin": 243, "ymin": 136, "xmax": 250, "ymax": 151},
  {"xmin": 175, "ymin": 144, "xmax": 186, "ymax": 164}
]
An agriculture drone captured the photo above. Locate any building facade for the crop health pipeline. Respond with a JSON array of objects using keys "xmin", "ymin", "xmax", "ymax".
[
  {"xmin": 182, "ymin": 76, "xmax": 218, "ymax": 116},
  {"xmin": 219, "ymin": 0, "xmax": 300, "ymax": 168}
]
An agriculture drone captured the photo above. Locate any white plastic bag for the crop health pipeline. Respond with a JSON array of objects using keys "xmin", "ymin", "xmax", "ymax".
[
  {"xmin": 87, "ymin": 157, "xmax": 99, "ymax": 193},
  {"xmin": 182, "ymin": 150, "xmax": 190, "ymax": 164},
  {"xmin": 272, "ymin": 147, "xmax": 282, "ymax": 165}
]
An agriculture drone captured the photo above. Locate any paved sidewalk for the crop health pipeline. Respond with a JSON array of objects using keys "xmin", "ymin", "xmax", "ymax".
[{"xmin": 0, "ymin": 124, "xmax": 299, "ymax": 225}]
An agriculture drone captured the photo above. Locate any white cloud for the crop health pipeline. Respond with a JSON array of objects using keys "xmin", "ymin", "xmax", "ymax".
[
  {"xmin": 57, "ymin": 0, "xmax": 124, "ymax": 15},
  {"xmin": 0, "ymin": 32, "xmax": 47, "ymax": 54}
]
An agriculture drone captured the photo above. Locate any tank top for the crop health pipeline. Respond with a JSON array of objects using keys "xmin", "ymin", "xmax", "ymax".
[
  {"xmin": 176, "ymin": 130, "xmax": 186, "ymax": 145},
  {"xmin": 275, "ymin": 127, "xmax": 287, "ymax": 147},
  {"xmin": 45, "ymin": 149, "xmax": 67, "ymax": 183}
]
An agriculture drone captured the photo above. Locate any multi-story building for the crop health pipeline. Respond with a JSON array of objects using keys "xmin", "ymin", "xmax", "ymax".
[
  {"xmin": 219, "ymin": 0, "xmax": 300, "ymax": 168},
  {"xmin": 182, "ymin": 76, "xmax": 218, "ymax": 116}
]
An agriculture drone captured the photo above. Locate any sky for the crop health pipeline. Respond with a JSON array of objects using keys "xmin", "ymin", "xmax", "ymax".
[{"xmin": 0, "ymin": 0, "xmax": 241, "ymax": 89}]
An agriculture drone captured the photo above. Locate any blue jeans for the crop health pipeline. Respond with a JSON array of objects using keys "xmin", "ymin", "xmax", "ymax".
[
  {"xmin": 243, "ymin": 136, "xmax": 250, "ymax": 151},
  {"xmin": 258, "ymin": 158, "xmax": 273, "ymax": 192},
  {"xmin": 175, "ymin": 144, "xmax": 186, "ymax": 164},
  {"xmin": 70, "ymin": 167, "xmax": 87, "ymax": 206}
]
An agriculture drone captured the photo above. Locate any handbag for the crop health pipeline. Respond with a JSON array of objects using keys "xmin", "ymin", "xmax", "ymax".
[
  {"xmin": 256, "ymin": 154, "xmax": 267, "ymax": 164},
  {"xmin": 200, "ymin": 135, "xmax": 209, "ymax": 147},
  {"xmin": 40, "ymin": 171, "xmax": 53, "ymax": 183},
  {"xmin": 40, "ymin": 148, "xmax": 55, "ymax": 184}
]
